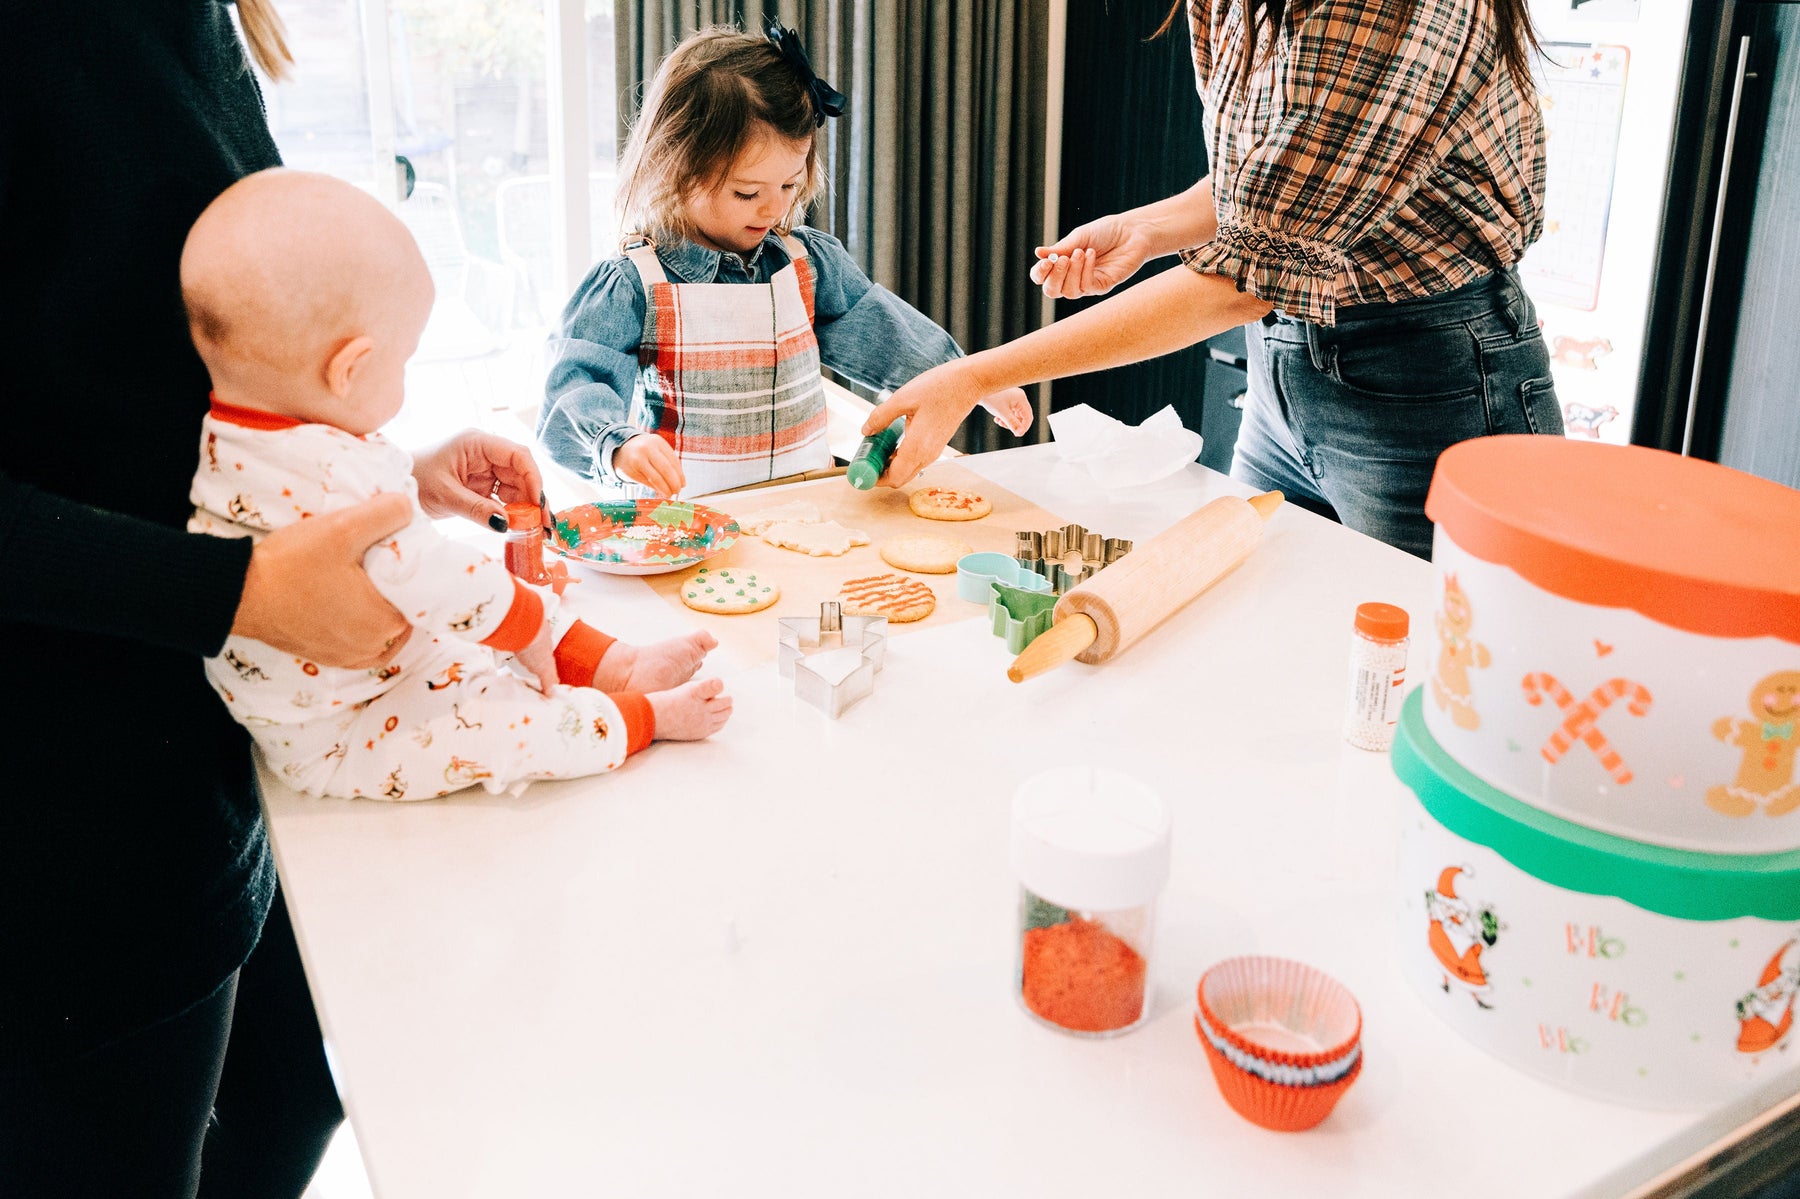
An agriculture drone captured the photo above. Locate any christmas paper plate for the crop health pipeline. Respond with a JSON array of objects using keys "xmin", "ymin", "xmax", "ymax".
[{"xmin": 551, "ymin": 499, "xmax": 739, "ymax": 576}]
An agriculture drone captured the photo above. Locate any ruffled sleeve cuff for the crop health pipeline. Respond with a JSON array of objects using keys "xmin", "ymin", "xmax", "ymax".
[{"xmin": 1180, "ymin": 219, "xmax": 1345, "ymax": 326}]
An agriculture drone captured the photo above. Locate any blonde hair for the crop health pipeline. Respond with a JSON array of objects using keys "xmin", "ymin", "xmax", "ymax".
[
  {"xmin": 616, "ymin": 27, "xmax": 827, "ymax": 247},
  {"xmin": 237, "ymin": 0, "xmax": 295, "ymax": 82}
]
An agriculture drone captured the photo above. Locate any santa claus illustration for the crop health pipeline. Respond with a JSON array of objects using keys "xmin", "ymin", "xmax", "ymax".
[
  {"xmin": 1426, "ymin": 866, "xmax": 1502, "ymax": 1010},
  {"xmin": 1736, "ymin": 937, "xmax": 1799, "ymax": 1054}
]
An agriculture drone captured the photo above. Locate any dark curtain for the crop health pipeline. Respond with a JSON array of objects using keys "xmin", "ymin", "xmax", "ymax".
[{"xmin": 1052, "ymin": 0, "xmax": 1210, "ymax": 430}]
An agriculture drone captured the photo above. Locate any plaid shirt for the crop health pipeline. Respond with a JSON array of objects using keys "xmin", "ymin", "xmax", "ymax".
[{"xmin": 1180, "ymin": 0, "xmax": 1546, "ymax": 325}]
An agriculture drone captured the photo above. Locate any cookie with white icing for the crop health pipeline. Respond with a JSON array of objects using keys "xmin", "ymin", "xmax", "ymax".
[
  {"xmin": 736, "ymin": 501, "xmax": 825, "ymax": 536},
  {"xmin": 679, "ymin": 566, "xmax": 779, "ymax": 614},
  {"xmin": 761, "ymin": 519, "xmax": 870, "ymax": 556}
]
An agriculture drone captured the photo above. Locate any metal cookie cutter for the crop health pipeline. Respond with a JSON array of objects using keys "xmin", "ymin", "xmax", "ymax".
[
  {"xmin": 777, "ymin": 602, "xmax": 888, "ymax": 719},
  {"xmin": 1014, "ymin": 524, "xmax": 1132, "ymax": 595}
]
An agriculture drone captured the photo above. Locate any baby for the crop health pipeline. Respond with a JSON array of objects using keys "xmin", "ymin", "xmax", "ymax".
[{"xmin": 184, "ymin": 169, "xmax": 731, "ymax": 801}]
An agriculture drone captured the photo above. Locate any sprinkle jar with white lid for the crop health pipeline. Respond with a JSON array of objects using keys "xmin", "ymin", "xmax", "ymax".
[{"xmin": 1010, "ymin": 767, "xmax": 1172, "ymax": 1037}]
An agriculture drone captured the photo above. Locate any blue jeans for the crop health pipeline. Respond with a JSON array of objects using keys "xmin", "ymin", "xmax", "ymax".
[{"xmin": 1232, "ymin": 269, "xmax": 1562, "ymax": 559}]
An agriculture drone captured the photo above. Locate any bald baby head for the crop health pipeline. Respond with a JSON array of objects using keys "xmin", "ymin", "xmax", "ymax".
[{"xmin": 182, "ymin": 169, "xmax": 433, "ymax": 429}]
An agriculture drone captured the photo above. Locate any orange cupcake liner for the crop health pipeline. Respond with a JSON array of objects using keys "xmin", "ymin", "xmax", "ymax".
[
  {"xmin": 1196, "ymin": 1016, "xmax": 1364, "ymax": 1132},
  {"xmin": 1196, "ymin": 955, "xmax": 1362, "ymax": 1069}
]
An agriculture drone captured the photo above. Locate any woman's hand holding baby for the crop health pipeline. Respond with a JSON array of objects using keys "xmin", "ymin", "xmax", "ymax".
[
  {"xmin": 614, "ymin": 433, "xmax": 686, "ymax": 497},
  {"xmin": 233, "ymin": 493, "xmax": 415, "ymax": 670}
]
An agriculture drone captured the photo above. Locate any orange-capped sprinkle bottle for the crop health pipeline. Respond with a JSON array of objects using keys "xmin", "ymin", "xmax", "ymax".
[
  {"xmin": 503, "ymin": 502, "xmax": 549, "ymax": 585},
  {"xmin": 1344, "ymin": 602, "xmax": 1409, "ymax": 751}
]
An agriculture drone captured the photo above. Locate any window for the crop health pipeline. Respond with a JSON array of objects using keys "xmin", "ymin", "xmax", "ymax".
[{"xmin": 246, "ymin": 0, "xmax": 617, "ymax": 452}]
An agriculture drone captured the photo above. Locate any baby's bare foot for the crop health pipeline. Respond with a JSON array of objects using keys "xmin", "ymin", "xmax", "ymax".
[
  {"xmin": 649, "ymin": 676, "xmax": 732, "ymax": 741},
  {"xmin": 592, "ymin": 630, "xmax": 718, "ymax": 692}
]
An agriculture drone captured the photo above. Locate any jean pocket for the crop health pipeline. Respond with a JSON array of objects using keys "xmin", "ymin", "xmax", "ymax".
[
  {"xmin": 1322, "ymin": 322, "xmax": 1481, "ymax": 403},
  {"xmin": 1518, "ymin": 377, "xmax": 1564, "ymax": 435}
]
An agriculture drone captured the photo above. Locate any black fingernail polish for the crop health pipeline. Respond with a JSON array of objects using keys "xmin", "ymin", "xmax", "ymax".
[{"xmin": 488, "ymin": 513, "xmax": 508, "ymax": 533}]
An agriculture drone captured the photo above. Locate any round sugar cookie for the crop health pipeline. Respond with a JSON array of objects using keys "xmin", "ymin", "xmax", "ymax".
[
  {"xmin": 838, "ymin": 573, "xmax": 936, "ymax": 624},
  {"xmin": 879, "ymin": 535, "xmax": 971, "ymax": 575},
  {"xmin": 680, "ymin": 566, "xmax": 779, "ymax": 615},
  {"xmin": 908, "ymin": 486, "xmax": 991, "ymax": 521}
]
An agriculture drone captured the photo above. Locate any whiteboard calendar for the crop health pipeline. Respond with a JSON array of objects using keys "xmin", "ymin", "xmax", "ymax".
[{"xmin": 1519, "ymin": 43, "xmax": 1631, "ymax": 312}]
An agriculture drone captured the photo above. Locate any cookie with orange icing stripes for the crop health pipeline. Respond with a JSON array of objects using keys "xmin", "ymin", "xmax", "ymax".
[
  {"xmin": 907, "ymin": 486, "xmax": 991, "ymax": 521},
  {"xmin": 838, "ymin": 573, "xmax": 936, "ymax": 623}
]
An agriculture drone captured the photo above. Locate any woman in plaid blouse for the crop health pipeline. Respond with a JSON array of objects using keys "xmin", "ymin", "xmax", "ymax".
[{"xmin": 867, "ymin": 0, "xmax": 1562, "ymax": 559}]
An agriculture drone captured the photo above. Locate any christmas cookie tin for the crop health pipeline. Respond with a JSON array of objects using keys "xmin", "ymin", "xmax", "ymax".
[
  {"xmin": 1422, "ymin": 436, "xmax": 1800, "ymax": 853},
  {"xmin": 1393, "ymin": 689, "xmax": 1800, "ymax": 1110}
]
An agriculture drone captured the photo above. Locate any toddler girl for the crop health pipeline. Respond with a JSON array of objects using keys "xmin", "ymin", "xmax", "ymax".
[{"xmin": 539, "ymin": 22, "xmax": 1030, "ymax": 497}]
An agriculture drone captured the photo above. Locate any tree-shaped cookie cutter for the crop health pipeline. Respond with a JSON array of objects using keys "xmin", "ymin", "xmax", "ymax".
[
  {"xmin": 777, "ymin": 602, "xmax": 888, "ymax": 718},
  {"xmin": 1014, "ymin": 525, "xmax": 1132, "ymax": 595},
  {"xmin": 988, "ymin": 581, "xmax": 1060, "ymax": 654}
]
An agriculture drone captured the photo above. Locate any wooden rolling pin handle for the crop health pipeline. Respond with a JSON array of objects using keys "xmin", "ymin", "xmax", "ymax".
[{"xmin": 1007, "ymin": 613, "xmax": 1099, "ymax": 683}]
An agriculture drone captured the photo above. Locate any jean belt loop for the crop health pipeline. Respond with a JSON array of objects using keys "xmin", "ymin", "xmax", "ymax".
[
  {"xmin": 1499, "ymin": 269, "xmax": 1527, "ymax": 337},
  {"xmin": 1304, "ymin": 320, "xmax": 1333, "ymax": 378}
]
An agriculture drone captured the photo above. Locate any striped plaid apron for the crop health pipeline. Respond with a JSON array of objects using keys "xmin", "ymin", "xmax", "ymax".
[{"xmin": 626, "ymin": 236, "xmax": 830, "ymax": 497}]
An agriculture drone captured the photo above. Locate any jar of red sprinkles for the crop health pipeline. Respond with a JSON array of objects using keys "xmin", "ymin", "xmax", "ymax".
[{"xmin": 1010, "ymin": 767, "xmax": 1172, "ymax": 1037}]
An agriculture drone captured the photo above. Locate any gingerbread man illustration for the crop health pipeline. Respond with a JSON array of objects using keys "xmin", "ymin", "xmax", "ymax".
[
  {"xmin": 1431, "ymin": 574, "xmax": 1490, "ymax": 730},
  {"xmin": 1709, "ymin": 670, "xmax": 1800, "ymax": 818}
]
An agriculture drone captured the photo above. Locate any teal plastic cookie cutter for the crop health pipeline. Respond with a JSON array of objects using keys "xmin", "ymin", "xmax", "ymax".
[
  {"xmin": 956, "ymin": 552, "xmax": 1050, "ymax": 604},
  {"xmin": 988, "ymin": 582, "xmax": 1060, "ymax": 654}
]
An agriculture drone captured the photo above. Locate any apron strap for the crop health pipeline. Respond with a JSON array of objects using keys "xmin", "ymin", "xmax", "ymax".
[
  {"xmin": 780, "ymin": 233, "xmax": 808, "ymax": 262},
  {"xmin": 626, "ymin": 244, "xmax": 669, "ymax": 286}
]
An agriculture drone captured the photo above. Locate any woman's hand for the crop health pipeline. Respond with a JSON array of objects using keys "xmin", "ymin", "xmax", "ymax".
[
  {"xmin": 861, "ymin": 359, "xmax": 988, "ymax": 487},
  {"xmin": 232, "ymin": 493, "xmax": 415, "ymax": 670},
  {"xmin": 413, "ymin": 430, "xmax": 545, "ymax": 528},
  {"xmin": 613, "ymin": 433, "xmax": 685, "ymax": 497},
  {"xmin": 1031, "ymin": 213, "xmax": 1153, "ymax": 300}
]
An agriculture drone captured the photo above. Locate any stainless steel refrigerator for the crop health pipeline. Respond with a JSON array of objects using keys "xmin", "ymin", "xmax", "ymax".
[{"xmin": 1521, "ymin": 0, "xmax": 1800, "ymax": 489}]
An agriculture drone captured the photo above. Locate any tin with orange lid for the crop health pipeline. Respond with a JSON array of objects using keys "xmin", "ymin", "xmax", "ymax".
[{"xmin": 1421, "ymin": 436, "xmax": 1800, "ymax": 854}]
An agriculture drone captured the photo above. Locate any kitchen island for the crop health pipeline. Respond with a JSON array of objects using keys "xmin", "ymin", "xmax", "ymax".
[{"xmin": 262, "ymin": 443, "xmax": 1799, "ymax": 1197}]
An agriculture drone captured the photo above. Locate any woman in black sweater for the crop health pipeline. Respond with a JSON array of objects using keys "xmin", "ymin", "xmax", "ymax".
[{"xmin": 0, "ymin": 3, "xmax": 543, "ymax": 1193}]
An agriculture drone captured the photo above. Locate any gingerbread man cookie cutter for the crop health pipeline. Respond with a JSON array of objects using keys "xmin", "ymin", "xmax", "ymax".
[{"xmin": 777, "ymin": 602, "xmax": 888, "ymax": 719}]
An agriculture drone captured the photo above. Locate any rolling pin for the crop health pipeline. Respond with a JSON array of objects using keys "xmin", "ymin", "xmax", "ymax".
[{"xmin": 1007, "ymin": 491, "xmax": 1284, "ymax": 683}]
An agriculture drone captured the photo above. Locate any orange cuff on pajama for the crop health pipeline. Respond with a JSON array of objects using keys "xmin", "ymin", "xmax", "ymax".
[
  {"xmin": 479, "ymin": 581, "xmax": 544, "ymax": 653},
  {"xmin": 609, "ymin": 690, "xmax": 655, "ymax": 757},
  {"xmin": 551, "ymin": 619, "xmax": 616, "ymax": 688}
]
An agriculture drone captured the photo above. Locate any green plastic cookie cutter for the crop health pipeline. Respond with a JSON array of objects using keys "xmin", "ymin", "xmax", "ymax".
[{"xmin": 988, "ymin": 582, "xmax": 1060, "ymax": 654}]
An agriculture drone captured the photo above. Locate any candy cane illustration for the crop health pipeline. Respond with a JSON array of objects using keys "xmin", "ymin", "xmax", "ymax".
[{"xmin": 1522, "ymin": 673, "xmax": 1654, "ymax": 784}]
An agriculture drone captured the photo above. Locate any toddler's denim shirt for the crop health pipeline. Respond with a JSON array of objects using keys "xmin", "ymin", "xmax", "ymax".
[{"xmin": 540, "ymin": 227, "xmax": 961, "ymax": 487}]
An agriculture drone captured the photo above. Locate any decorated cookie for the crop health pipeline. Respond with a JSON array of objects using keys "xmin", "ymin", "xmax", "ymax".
[
  {"xmin": 737, "ymin": 501, "xmax": 825, "ymax": 536},
  {"xmin": 879, "ymin": 536, "xmax": 972, "ymax": 575},
  {"xmin": 908, "ymin": 486, "xmax": 991, "ymax": 522},
  {"xmin": 679, "ymin": 566, "xmax": 779, "ymax": 615},
  {"xmin": 838, "ymin": 573, "xmax": 937, "ymax": 623},
  {"xmin": 761, "ymin": 519, "xmax": 870, "ymax": 556}
]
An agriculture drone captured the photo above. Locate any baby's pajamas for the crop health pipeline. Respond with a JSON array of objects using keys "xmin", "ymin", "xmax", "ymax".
[{"xmin": 190, "ymin": 398, "xmax": 653, "ymax": 799}]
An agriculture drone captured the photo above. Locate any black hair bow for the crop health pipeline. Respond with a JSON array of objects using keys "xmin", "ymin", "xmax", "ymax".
[{"xmin": 765, "ymin": 18, "xmax": 846, "ymax": 127}]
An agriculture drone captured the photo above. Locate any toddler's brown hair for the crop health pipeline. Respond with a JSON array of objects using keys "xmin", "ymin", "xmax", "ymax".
[{"xmin": 616, "ymin": 27, "xmax": 827, "ymax": 246}]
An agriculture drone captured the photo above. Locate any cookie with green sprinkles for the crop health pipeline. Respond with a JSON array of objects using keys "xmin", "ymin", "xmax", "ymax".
[{"xmin": 679, "ymin": 566, "xmax": 779, "ymax": 615}]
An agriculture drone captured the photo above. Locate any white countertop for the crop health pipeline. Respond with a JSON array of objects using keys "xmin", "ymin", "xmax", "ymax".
[{"xmin": 262, "ymin": 444, "xmax": 1790, "ymax": 1198}]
